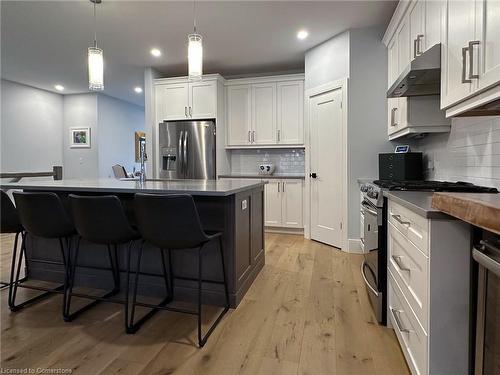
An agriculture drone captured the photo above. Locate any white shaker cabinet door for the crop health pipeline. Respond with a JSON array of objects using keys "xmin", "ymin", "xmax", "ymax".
[
  {"xmin": 227, "ymin": 85, "xmax": 252, "ymax": 146},
  {"xmin": 409, "ymin": 0, "xmax": 425, "ymax": 60},
  {"xmin": 277, "ymin": 81, "xmax": 304, "ymax": 145},
  {"xmin": 252, "ymin": 83, "xmax": 277, "ymax": 145},
  {"xmin": 476, "ymin": 0, "xmax": 500, "ymax": 91},
  {"xmin": 189, "ymin": 80, "xmax": 217, "ymax": 119},
  {"xmin": 159, "ymin": 83, "xmax": 189, "ymax": 121},
  {"xmin": 281, "ymin": 180, "xmax": 303, "ymax": 228},
  {"xmin": 441, "ymin": 0, "xmax": 475, "ymax": 108},
  {"xmin": 264, "ymin": 180, "xmax": 282, "ymax": 226}
]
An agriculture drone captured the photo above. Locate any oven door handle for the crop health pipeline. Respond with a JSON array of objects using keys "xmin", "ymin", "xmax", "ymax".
[
  {"xmin": 361, "ymin": 261, "xmax": 379, "ymax": 297},
  {"xmin": 361, "ymin": 201, "xmax": 378, "ymax": 216},
  {"xmin": 473, "ymin": 243, "xmax": 500, "ymax": 277}
]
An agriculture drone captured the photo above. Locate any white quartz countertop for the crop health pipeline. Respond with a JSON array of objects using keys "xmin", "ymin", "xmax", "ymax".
[{"xmin": 0, "ymin": 178, "xmax": 265, "ymax": 196}]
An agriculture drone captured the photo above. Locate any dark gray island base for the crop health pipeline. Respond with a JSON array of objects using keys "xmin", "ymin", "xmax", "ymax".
[{"xmin": 1, "ymin": 179, "xmax": 265, "ymax": 308}]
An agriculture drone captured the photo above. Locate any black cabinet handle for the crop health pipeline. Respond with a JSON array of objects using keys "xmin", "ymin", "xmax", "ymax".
[{"xmin": 310, "ymin": 173, "xmax": 317, "ymax": 178}]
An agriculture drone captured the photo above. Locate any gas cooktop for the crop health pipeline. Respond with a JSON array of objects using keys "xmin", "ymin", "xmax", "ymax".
[{"xmin": 373, "ymin": 180, "xmax": 498, "ymax": 193}]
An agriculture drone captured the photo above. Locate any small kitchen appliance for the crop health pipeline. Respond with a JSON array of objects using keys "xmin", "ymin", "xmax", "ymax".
[{"xmin": 379, "ymin": 152, "xmax": 423, "ymax": 181}]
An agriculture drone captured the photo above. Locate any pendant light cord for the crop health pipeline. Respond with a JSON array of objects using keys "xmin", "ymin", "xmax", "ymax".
[
  {"xmin": 93, "ymin": 0, "xmax": 97, "ymax": 48},
  {"xmin": 193, "ymin": 0, "xmax": 197, "ymax": 34}
]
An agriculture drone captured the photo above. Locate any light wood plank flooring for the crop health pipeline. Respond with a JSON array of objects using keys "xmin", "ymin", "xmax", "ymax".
[{"xmin": 0, "ymin": 233, "xmax": 409, "ymax": 375}]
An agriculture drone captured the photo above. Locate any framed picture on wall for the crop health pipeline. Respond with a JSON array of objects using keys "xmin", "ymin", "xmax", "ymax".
[{"xmin": 69, "ymin": 127, "xmax": 91, "ymax": 148}]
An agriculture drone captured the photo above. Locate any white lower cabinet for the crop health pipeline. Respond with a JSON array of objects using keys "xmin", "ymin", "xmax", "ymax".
[
  {"xmin": 387, "ymin": 199, "xmax": 472, "ymax": 375},
  {"xmin": 264, "ymin": 179, "xmax": 303, "ymax": 229}
]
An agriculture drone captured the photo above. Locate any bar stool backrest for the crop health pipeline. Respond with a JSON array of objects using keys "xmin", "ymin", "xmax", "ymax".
[
  {"xmin": 134, "ymin": 193, "xmax": 209, "ymax": 249},
  {"xmin": 1, "ymin": 191, "xmax": 22, "ymax": 234},
  {"xmin": 13, "ymin": 192, "xmax": 74, "ymax": 239},
  {"xmin": 69, "ymin": 194, "xmax": 137, "ymax": 244}
]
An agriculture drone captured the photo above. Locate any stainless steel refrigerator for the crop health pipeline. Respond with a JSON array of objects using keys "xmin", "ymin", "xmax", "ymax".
[{"xmin": 158, "ymin": 120, "xmax": 216, "ymax": 179}]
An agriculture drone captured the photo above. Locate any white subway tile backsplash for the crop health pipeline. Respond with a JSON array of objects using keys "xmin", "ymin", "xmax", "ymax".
[
  {"xmin": 229, "ymin": 148, "xmax": 305, "ymax": 174},
  {"xmin": 417, "ymin": 116, "xmax": 500, "ymax": 189}
]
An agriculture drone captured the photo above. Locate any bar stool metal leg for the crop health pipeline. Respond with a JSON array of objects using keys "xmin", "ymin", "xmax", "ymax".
[
  {"xmin": 63, "ymin": 237, "xmax": 121, "ymax": 322},
  {"xmin": 9, "ymin": 233, "xmax": 67, "ymax": 311},
  {"xmin": 126, "ymin": 241, "xmax": 172, "ymax": 334}
]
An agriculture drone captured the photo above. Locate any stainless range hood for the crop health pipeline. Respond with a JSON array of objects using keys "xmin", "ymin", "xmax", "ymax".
[{"xmin": 387, "ymin": 44, "xmax": 441, "ymax": 98}]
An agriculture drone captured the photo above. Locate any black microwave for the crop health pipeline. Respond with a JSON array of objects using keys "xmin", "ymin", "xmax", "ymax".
[{"xmin": 379, "ymin": 152, "xmax": 423, "ymax": 181}]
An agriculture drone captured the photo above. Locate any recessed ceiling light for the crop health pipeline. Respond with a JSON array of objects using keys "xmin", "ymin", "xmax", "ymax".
[
  {"xmin": 150, "ymin": 48, "xmax": 162, "ymax": 57},
  {"xmin": 54, "ymin": 84, "xmax": 65, "ymax": 91},
  {"xmin": 297, "ymin": 30, "xmax": 309, "ymax": 40},
  {"xmin": 134, "ymin": 87, "xmax": 143, "ymax": 94}
]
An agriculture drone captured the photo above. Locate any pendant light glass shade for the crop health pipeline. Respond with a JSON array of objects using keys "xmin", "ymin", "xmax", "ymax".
[
  {"xmin": 88, "ymin": 46, "xmax": 104, "ymax": 90},
  {"xmin": 188, "ymin": 33, "xmax": 203, "ymax": 80}
]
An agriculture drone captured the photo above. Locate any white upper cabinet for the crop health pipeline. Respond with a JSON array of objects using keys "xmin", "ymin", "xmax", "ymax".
[
  {"xmin": 227, "ymin": 85, "xmax": 252, "ymax": 146},
  {"xmin": 397, "ymin": 18, "xmax": 411, "ymax": 76},
  {"xmin": 155, "ymin": 76, "xmax": 218, "ymax": 122},
  {"xmin": 277, "ymin": 81, "xmax": 304, "ymax": 144},
  {"xmin": 252, "ymin": 83, "xmax": 277, "ymax": 145},
  {"xmin": 441, "ymin": 0, "xmax": 476, "ymax": 108},
  {"xmin": 409, "ymin": 0, "xmax": 425, "ymax": 60},
  {"xmin": 156, "ymin": 83, "xmax": 189, "ymax": 121},
  {"xmin": 225, "ymin": 75, "xmax": 304, "ymax": 148},
  {"xmin": 475, "ymin": 0, "xmax": 500, "ymax": 91},
  {"xmin": 424, "ymin": 0, "xmax": 442, "ymax": 50},
  {"xmin": 189, "ymin": 80, "xmax": 217, "ymax": 119},
  {"xmin": 441, "ymin": 0, "xmax": 500, "ymax": 115}
]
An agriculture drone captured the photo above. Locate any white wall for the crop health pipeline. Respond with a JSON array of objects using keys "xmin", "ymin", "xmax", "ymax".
[
  {"xmin": 304, "ymin": 31, "xmax": 350, "ymax": 90},
  {"xmin": 1, "ymin": 79, "xmax": 63, "ymax": 174},
  {"xmin": 62, "ymin": 94, "xmax": 99, "ymax": 179},
  {"xmin": 97, "ymin": 94, "xmax": 145, "ymax": 177},
  {"xmin": 417, "ymin": 116, "xmax": 500, "ymax": 190}
]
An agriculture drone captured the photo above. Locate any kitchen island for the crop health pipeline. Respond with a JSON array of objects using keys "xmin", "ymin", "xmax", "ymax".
[{"xmin": 0, "ymin": 178, "xmax": 266, "ymax": 308}]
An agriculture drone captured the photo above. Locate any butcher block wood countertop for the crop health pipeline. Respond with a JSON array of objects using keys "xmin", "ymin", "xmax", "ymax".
[{"xmin": 432, "ymin": 192, "xmax": 500, "ymax": 235}]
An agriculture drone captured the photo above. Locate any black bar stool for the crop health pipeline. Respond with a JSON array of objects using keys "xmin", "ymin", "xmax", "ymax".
[
  {"xmin": 134, "ymin": 193, "xmax": 229, "ymax": 347},
  {"xmin": 66, "ymin": 195, "xmax": 140, "ymax": 326},
  {"xmin": 1, "ymin": 191, "xmax": 25, "ymax": 289},
  {"xmin": 11, "ymin": 192, "xmax": 74, "ymax": 311}
]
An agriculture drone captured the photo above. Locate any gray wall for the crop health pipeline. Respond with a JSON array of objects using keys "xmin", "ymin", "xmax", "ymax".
[
  {"xmin": 97, "ymin": 94, "xmax": 145, "ymax": 177},
  {"xmin": 1, "ymin": 79, "xmax": 145, "ymax": 180},
  {"xmin": 1, "ymin": 80, "xmax": 63, "ymax": 174},
  {"xmin": 347, "ymin": 27, "xmax": 392, "ymax": 239},
  {"xmin": 304, "ymin": 30, "xmax": 350, "ymax": 90},
  {"xmin": 62, "ymin": 94, "xmax": 99, "ymax": 179},
  {"xmin": 304, "ymin": 27, "xmax": 392, "ymax": 248}
]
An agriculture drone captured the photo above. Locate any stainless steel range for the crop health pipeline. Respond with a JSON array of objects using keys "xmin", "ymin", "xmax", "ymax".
[{"xmin": 359, "ymin": 180, "xmax": 498, "ymax": 325}]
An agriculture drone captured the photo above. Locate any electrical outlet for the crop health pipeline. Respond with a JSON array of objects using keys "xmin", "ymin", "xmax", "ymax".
[{"xmin": 241, "ymin": 199, "xmax": 247, "ymax": 210}]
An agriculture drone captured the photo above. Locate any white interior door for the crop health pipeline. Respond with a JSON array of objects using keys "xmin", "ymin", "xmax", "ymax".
[{"xmin": 309, "ymin": 88, "xmax": 343, "ymax": 248}]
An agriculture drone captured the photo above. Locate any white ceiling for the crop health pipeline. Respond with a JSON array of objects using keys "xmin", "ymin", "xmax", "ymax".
[{"xmin": 1, "ymin": 1, "xmax": 397, "ymax": 107}]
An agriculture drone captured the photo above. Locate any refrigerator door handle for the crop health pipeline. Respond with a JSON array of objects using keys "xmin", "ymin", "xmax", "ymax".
[
  {"xmin": 178, "ymin": 130, "xmax": 184, "ymax": 175},
  {"xmin": 183, "ymin": 130, "xmax": 188, "ymax": 178}
]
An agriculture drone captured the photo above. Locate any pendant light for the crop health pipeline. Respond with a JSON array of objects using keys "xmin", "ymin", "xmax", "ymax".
[
  {"xmin": 88, "ymin": 0, "xmax": 104, "ymax": 91},
  {"xmin": 188, "ymin": 1, "xmax": 203, "ymax": 80}
]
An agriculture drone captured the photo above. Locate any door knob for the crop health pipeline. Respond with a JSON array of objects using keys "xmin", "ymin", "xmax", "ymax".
[{"xmin": 310, "ymin": 173, "xmax": 317, "ymax": 178}]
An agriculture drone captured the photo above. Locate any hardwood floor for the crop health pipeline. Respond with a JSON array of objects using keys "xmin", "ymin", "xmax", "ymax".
[{"xmin": 0, "ymin": 233, "xmax": 409, "ymax": 375}]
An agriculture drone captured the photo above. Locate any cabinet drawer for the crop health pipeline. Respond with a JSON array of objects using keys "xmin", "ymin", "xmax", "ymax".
[
  {"xmin": 388, "ymin": 222, "xmax": 428, "ymax": 332},
  {"xmin": 389, "ymin": 271, "xmax": 428, "ymax": 375},
  {"xmin": 388, "ymin": 200, "xmax": 429, "ymax": 255}
]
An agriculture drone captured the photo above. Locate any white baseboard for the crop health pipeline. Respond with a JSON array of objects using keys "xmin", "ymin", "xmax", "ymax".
[
  {"xmin": 265, "ymin": 227, "xmax": 304, "ymax": 235},
  {"xmin": 348, "ymin": 238, "xmax": 364, "ymax": 254}
]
